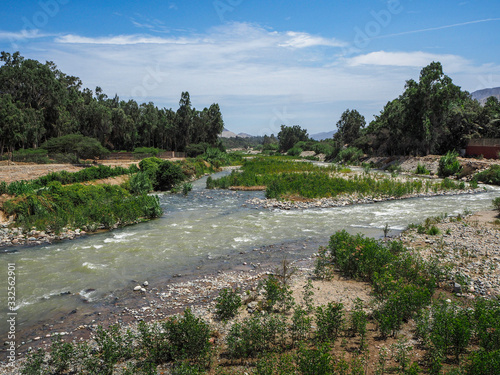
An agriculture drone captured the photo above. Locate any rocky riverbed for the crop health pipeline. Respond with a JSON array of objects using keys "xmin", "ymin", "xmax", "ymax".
[
  {"xmin": 246, "ymin": 187, "xmax": 484, "ymax": 210},
  {"xmin": 398, "ymin": 210, "xmax": 500, "ymax": 297}
]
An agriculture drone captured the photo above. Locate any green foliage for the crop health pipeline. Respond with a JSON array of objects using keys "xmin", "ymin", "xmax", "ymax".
[
  {"xmin": 8, "ymin": 148, "xmax": 51, "ymax": 164},
  {"xmin": 326, "ymin": 230, "xmax": 395, "ymax": 281},
  {"xmin": 260, "ymin": 274, "xmax": 295, "ymax": 313},
  {"xmin": 21, "ymin": 348, "xmax": 46, "ymax": 375},
  {"xmin": 476, "ymin": 165, "xmax": 500, "ymax": 185},
  {"xmin": 129, "ymin": 171, "xmax": 154, "ymax": 194},
  {"xmin": 208, "ymin": 157, "xmax": 464, "ymax": 200},
  {"xmin": 41, "ymin": 134, "xmax": 109, "ymax": 160},
  {"xmin": 438, "ymin": 151, "xmax": 462, "ymax": 177},
  {"xmin": 334, "ymin": 147, "xmax": 363, "ymax": 164},
  {"xmin": 226, "ymin": 314, "xmax": 287, "ymax": 358},
  {"xmin": 278, "ymin": 125, "xmax": 309, "ymax": 153},
  {"xmin": 315, "ymin": 302, "xmax": 344, "ymax": 343},
  {"xmin": 287, "ymin": 146, "xmax": 303, "ymax": 157},
  {"xmin": 214, "ymin": 288, "xmax": 241, "ymax": 321},
  {"xmin": 334, "ymin": 109, "xmax": 366, "ymax": 146},
  {"xmin": 155, "ymin": 160, "xmax": 186, "ymax": 190},
  {"xmin": 291, "ymin": 306, "xmax": 313, "ymax": 343},
  {"xmin": 296, "ymin": 344, "xmax": 335, "ymax": 375},
  {"xmin": 182, "ymin": 182, "xmax": 193, "ymax": 195},
  {"xmin": 350, "ymin": 298, "xmax": 368, "ymax": 349},
  {"xmin": 473, "ymin": 299, "xmax": 500, "ymax": 352},
  {"xmin": 415, "ymin": 163, "xmax": 430, "ymax": 175},
  {"xmin": 465, "ymin": 349, "xmax": 500, "ymax": 375},
  {"xmin": 49, "ymin": 337, "xmax": 75, "ymax": 373},
  {"xmin": 427, "ymin": 225, "xmax": 440, "ymax": 235},
  {"xmin": 4, "ymin": 182, "xmax": 162, "ymax": 232},
  {"xmin": 255, "ymin": 352, "xmax": 297, "ymax": 375},
  {"xmin": 133, "ymin": 147, "xmax": 162, "ymax": 157},
  {"xmin": 185, "ymin": 142, "xmax": 209, "ymax": 157},
  {"xmin": 94, "ymin": 324, "xmax": 134, "ymax": 367}
]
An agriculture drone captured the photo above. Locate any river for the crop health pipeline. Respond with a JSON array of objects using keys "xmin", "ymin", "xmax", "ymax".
[{"xmin": 0, "ymin": 170, "xmax": 499, "ymax": 337}]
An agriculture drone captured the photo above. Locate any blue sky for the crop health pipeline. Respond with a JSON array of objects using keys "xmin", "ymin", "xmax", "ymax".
[{"xmin": 1, "ymin": 0, "xmax": 500, "ymax": 136}]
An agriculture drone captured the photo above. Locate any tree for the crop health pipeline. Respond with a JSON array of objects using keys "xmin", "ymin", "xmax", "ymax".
[
  {"xmin": 334, "ymin": 109, "xmax": 366, "ymax": 145},
  {"xmin": 277, "ymin": 125, "xmax": 309, "ymax": 152},
  {"xmin": 0, "ymin": 94, "xmax": 26, "ymax": 156}
]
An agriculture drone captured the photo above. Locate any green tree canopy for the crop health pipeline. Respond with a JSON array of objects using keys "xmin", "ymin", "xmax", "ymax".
[
  {"xmin": 277, "ymin": 125, "xmax": 309, "ymax": 152},
  {"xmin": 334, "ymin": 109, "xmax": 366, "ymax": 145}
]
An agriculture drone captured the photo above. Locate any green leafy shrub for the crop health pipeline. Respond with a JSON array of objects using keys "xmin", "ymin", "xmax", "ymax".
[
  {"xmin": 438, "ymin": 150, "xmax": 462, "ymax": 177},
  {"xmin": 465, "ymin": 349, "xmax": 500, "ymax": 375},
  {"xmin": 214, "ymin": 288, "xmax": 241, "ymax": 321},
  {"xmin": 185, "ymin": 143, "xmax": 209, "ymax": 157},
  {"xmin": 475, "ymin": 165, "xmax": 500, "ymax": 185},
  {"xmin": 41, "ymin": 134, "xmax": 109, "ymax": 160},
  {"xmin": 260, "ymin": 274, "xmax": 295, "ymax": 313},
  {"xmin": 287, "ymin": 146, "xmax": 303, "ymax": 157},
  {"xmin": 155, "ymin": 160, "xmax": 185, "ymax": 190},
  {"xmin": 493, "ymin": 197, "xmax": 500, "ymax": 212},
  {"xmin": 315, "ymin": 302, "xmax": 344, "ymax": 343},
  {"xmin": 415, "ymin": 163, "xmax": 430, "ymax": 175},
  {"xmin": 291, "ymin": 306, "xmax": 313, "ymax": 343},
  {"xmin": 226, "ymin": 314, "xmax": 287, "ymax": 358},
  {"xmin": 335, "ymin": 146, "xmax": 363, "ymax": 164},
  {"xmin": 296, "ymin": 344, "xmax": 335, "ymax": 375},
  {"xmin": 129, "ymin": 171, "xmax": 154, "ymax": 194}
]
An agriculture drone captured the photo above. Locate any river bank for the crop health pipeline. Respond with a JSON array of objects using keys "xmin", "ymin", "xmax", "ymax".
[{"xmin": 2, "ymin": 210, "xmax": 500, "ymax": 373}]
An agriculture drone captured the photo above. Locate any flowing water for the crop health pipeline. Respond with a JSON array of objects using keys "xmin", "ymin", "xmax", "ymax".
[{"xmin": 1, "ymin": 170, "xmax": 499, "ymax": 335}]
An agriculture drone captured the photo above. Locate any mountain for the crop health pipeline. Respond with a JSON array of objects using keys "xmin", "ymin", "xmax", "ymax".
[
  {"xmin": 471, "ymin": 87, "xmax": 500, "ymax": 105},
  {"xmin": 221, "ymin": 128, "xmax": 254, "ymax": 138},
  {"xmin": 310, "ymin": 131, "xmax": 335, "ymax": 141}
]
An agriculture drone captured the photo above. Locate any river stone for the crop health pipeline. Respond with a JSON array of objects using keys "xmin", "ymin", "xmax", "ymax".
[
  {"xmin": 143, "ymin": 281, "xmax": 149, "ymax": 287},
  {"xmin": 453, "ymin": 283, "xmax": 462, "ymax": 294},
  {"xmin": 133, "ymin": 286, "xmax": 141, "ymax": 291}
]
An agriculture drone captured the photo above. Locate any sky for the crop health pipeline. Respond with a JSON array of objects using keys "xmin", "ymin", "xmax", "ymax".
[{"xmin": 1, "ymin": 0, "xmax": 500, "ymax": 136}]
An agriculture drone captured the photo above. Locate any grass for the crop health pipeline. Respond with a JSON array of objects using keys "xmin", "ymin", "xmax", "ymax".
[{"xmin": 207, "ymin": 156, "xmax": 470, "ymax": 200}]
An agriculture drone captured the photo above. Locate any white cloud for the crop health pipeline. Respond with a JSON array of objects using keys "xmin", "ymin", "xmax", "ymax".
[
  {"xmin": 0, "ymin": 29, "xmax": 48, "ymax": 41},
  {"xmin": 12, "ymin": 22, "xmax": 500, "ymax": 134},
  {"xmin": 348, "ymin": 51, "xmax": 471, "ymax": 72}
]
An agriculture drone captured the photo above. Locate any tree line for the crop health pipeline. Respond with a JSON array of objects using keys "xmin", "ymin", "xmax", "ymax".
[
  {"xmin": 275, "ymin": 62, "xmax": 500, "ymax": 158},
  {"xmin": 338, "ymin": 62, "xmax": 500, "ymax": 156},
  {"xmin": 0, "ymin": 51, "xmax": 224, "ymax": 156}
]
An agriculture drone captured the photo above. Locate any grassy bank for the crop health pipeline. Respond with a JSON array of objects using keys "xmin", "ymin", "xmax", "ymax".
[{"xmin": 207, "ymin": 157, "xmax": 474, "ymax": 200}]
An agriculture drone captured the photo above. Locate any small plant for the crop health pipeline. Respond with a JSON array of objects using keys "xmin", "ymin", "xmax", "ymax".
[
  {"xmin": 391, "ymin": 339, "xmax": 413, "ymax": 374},
  {"xmin": 260, "ymin": 274, "xmax": 295, "ymax": 313},
  {"xmin": 427, "ymin": 225, "xmax": 440, "ymax": 236},
  {"xmin": 291, "ymin": 306, "xmax": 313, "ymax": 343},
  {"xmin": 214, "ymin": 288, "xmax": 241, "ymax": 321},
  {"xmin": 415, "ymin": 163, "xmax": 430, "ymax": 175},
  {"xmin": 49, "ymin": 336, "xmax": 75, "ymax": 373},
  {"xmin": 296, "ymin": 344, "xmax": 335, "ymax": 375},
  {"xmin": 438, "ymin": 150, "xmax": 462, "ymax": 177},
  {"xmin": 182, "ymin": 182, "xmax": 193, "ymax": 195},
  {"xmin": 350, "ymin": 298, "xmax": 368, "ymax": 350},
  {"xmin": 383, "ymin": 223, "xmax": 390, "ymax": 238},
  {"xmin": 315, "ymin": 302, "xmax": 345, "ymax": 343},
  {"xmin": 302, "ymin": 278, "xmax": 315, "ymax": 313}
]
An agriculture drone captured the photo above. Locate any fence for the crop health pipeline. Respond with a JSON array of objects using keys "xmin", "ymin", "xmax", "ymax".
[{"xmin": 466, "ymin": 139, "xmax": 500, "ymax": 159}]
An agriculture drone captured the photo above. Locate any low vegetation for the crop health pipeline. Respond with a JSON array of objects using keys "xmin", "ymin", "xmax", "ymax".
[
  {"xmin": 20, "ymin": 231, "xmax": 500, "ymax": 374},
  {"xmin": 207, "ymin": 157, "xmax": 471, "ymax": 200}
]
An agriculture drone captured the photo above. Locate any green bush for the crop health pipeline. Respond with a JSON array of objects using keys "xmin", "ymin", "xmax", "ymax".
[
  {"xmin": 291, "ymin": 306, "xmax": 313, "ymax": 343},
  {"xmin": 335, "ymin": 147, "xmax": 363, "ymax": 164},
  {"xmin": 185, "ymin": 143, "xmax": 209, "ymax": 157},
  {"xmin": 155, "ymin": 160, "xmax": 185, "ymax": 191},
  {"xmin": 296, "ymin": 344, "xmax": 335, "ymax": 375},
  {"xmin": 415, "ymin": 163, "xmax": 430, "ymax": 175},
  {"xmin": 466, "ymin": 349, "xmax": 500, "ymax": 375},
  {"xmin": 438, "ymin": 150, "xmax": 462, "ymax": 177},
  {"xmin": 129, "ymin": 171, "xmax": 154, "ymax": 194},
  {"xmin": 260, "ymin": 274, "xmax": 295, "ymax": 313},
  {"xmin": 493, "ymin": 197, "xmax": 500, "ymax": 212},
  {"xmin": 475, "ymin": 165, "xmax": 500, "ymax": 185},
  {"xmin": 41, "ymin": 134, "xmax": 109, "ymax": 160},
  {"xmin": 315, "ymin": 302, "xmax": 344, "ymax": 343},
  {"xmin": 214, "ymin": 288, "xmax": 241, "ymax": 321},
  {"xmin": 287, "ymin": 146, "xmax": 303, "ymax": 157},
  {"xmin": 133, "ymin": 147, "xmax": 162, "ymax": 157},
  {"xmin": 226, "ymin": 314, "xmax": 287, "ymax": 358}
]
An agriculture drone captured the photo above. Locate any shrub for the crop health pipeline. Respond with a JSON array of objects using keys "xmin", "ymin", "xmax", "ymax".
[
  {"xmin": 335, "ymin": 147, "xmax": 363, "ymax": 164},
  {"xmin": 475, "ymin": 165, "xmax": 500, "ymax": 185},
  {"xmin": 415, "ymin": 163, "xmax": 430, "ymax": 175},
  {"xmin": 129, "ymin": 171, "xmax": 154, "ymax": 194},
  {"xmin": 296, "ymin": 344, "xmax": 335, "ymax": 375},
  {"xmin": 291, "ymin": 306, "xmax": 313, "ymax": 343},
  {"xmin": 493, "ymin": 197, "xmax": 500, "ymax": 212},
  {"xmin": 185, "ymin": 143, "xmax": 209, "ymax": 157},
  {"xmin": 260, "ymin": 274, "xmax": 295, "ymax": 313},
  {"xmin": 315, "ymin": 302, "xmax": 344, "ymax": 343},
  {"xmin": 182, "ymin": 182, "xmax": 193, "ymax": 195},
  {"xmin": 41, "ymin": 134, "xmax": 109, "ymax": 160},
  {"xmin": 287, "ymin": 146, "xmax": 303, "ymax": 157},
  {"xmin": 226, "ymin": 314, "xmax": 287, "ymax": 358},
  {"xmin": 155, "ymin": 160, "xmax": 185, "ymax": 191},
  {"xmin": 465, "ymin": 349, "xmax": 500, "ymax": 375},
  {"xmin": 133, "ymin": 147, "xmax": 161, "ymax": 157},
  {"xmin": 438, "ymin": 150, "xmax": 462, "ymax": 177},
  {"xmin": 214, "ymin": 288, "xmax": 241, "ymax": 321}
]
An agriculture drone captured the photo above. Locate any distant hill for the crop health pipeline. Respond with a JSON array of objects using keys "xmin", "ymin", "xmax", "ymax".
[
  {"xmin": 310, "ymin": 131, "xmax": 335, "ymax": 141},
  {"xmin": 471, "ymin": 87, "xmax": 500, "ymax": 105},
  {"xmin": 221, "ymin": 128, "xmax": 254, "ymax": 138}
]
